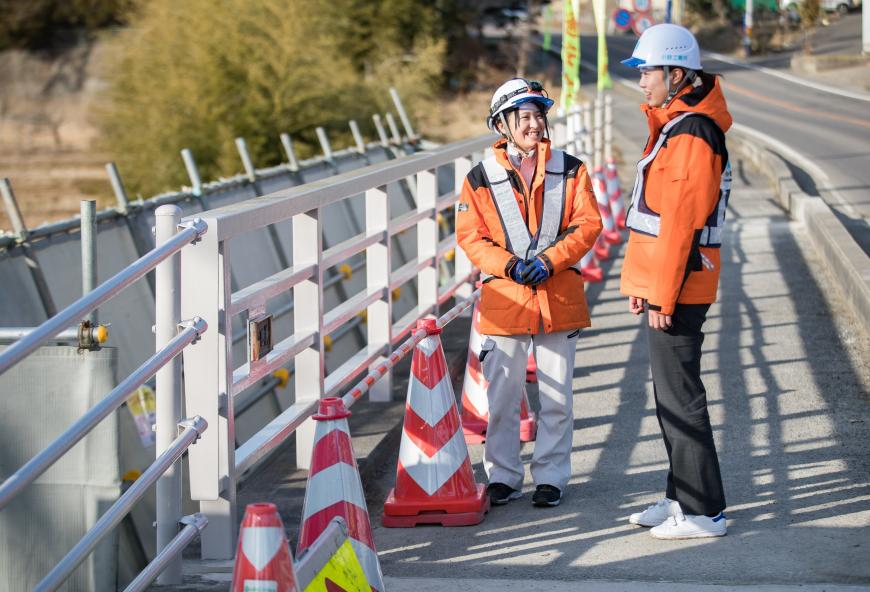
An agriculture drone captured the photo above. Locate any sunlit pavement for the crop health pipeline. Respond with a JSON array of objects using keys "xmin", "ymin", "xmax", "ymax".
[{"xmin": 369, "ymin": 95, "xmax": 870, "ymax": 589}]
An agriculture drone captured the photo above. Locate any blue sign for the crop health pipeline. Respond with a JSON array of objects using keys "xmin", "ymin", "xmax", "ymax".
[{"xmin": 613, "ymin": 8, "xmax": 632, "ymax": 31}]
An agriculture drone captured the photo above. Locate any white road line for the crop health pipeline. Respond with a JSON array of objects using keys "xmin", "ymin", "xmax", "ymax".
[{"xmin": 704, "ymin": 51, "xmax": 870, "ymax": 103}]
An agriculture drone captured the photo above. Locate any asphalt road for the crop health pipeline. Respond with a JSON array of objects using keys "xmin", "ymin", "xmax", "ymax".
[{"xmin": 572, "ymin": 30, "xmax": 870, "ymax": 254}]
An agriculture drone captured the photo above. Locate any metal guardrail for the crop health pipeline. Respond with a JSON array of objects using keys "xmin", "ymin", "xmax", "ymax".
[{"xmin": 0, "ymin": 211, "xmax": 210, "ymax": 589}]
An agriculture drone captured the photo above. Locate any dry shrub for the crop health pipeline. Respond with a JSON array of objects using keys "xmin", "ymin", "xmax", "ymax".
[{"xmin": 96, "ymin": 0, "xmax": 444, "ymax": 196}]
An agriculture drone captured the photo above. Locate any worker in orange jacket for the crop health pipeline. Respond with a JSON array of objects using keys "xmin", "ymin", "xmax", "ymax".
[
  {"xmin": 620, "ymin": 24, "xmax": 732, "ymax": 539},
  {"xmin": 457, "ymin": 78, "xmax": 602, "ymax": 507}
]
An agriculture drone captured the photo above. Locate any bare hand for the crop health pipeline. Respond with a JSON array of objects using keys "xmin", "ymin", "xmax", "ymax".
[
  {"xmin": 629, "ymin": 296, "xmax": 645, "ymax": 315},
  {"xmin": 648, "ymin": 309, "xmax": 673, "ymax": 331}
]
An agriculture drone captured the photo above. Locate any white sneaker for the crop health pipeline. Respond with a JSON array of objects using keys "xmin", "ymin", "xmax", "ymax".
[
  {"xmin": 629, "ymin": 497, "xmax": 673, "ymax": 527},
  {"xmin": 650, "ymin": 501, "xmax": 727, "ymax": 539}
]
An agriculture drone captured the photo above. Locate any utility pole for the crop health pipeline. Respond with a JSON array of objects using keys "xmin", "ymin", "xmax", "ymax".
[
  {"xmin": 743, "ymin": 0, "xmax": 754, "ymax": 57},
  {"xmin": 863, "ymin": 2, "xmax": 869, "ymax": 54}
]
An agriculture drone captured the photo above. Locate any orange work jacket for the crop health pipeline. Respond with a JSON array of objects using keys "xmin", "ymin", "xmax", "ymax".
[
  {"xmin": 620, "ymin": 77, "xmax": 733, "ymax": 315},
  {"xmin": 457, "ymin": 138, "xmax": 602, "ymax": 335}
]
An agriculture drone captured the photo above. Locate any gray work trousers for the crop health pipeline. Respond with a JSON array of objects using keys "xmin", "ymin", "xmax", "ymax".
[{"xmin": 480, "ymin": 329, "xmax": 579, "ymax": 491}]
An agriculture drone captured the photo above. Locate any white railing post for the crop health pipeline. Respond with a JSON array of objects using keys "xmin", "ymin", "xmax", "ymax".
[
  {"xmin": 454, "ymin": 157, "xmax": 473, "ymax": 300},
  {"xmin": 154, "ymin": 204, "xmax": 183, "ymax": 583},
  {"xmin": 582, "ymin": 102, "xmax": 594, "ymax": 160},
  {"xmin": 293, "ymin": 208, "xmax": 323, "ymax": 469},
  {"xmin": 605, "ymin": 94, "xmax": 614, "ymax": 163},
  {"xmin": 417, "ymin": 169, "xmax": 438, "ymax": 314},
  {"xmin": 366, "ymin": 186, "xmax": 392, "ymax": 401},
  {"xmin": 372, "ymin": 115, "xmax": 390, "ymax": 148},
  {"xmin": 385, "ymin": 113, "xmax": 402, "ymax": 145},
  {"xmin": 594, "ymin": 95, "xmax": 604, "ymax": 171},
  {"xmin": 389, "ymin": 87, "xmax": 417, "ymax": 141},
  {"xmin": 180, "ymin": 218, "xmax": 236, "ymax": 559}
]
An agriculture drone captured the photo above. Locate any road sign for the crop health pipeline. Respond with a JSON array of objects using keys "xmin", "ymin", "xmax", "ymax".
[
  {"xmin": 613, "ymin": 8, "xmax": 633, "ymax": 31},
  {"xmin": 633, "ymin": 0, "xmax": 652, "ymax": 12},
  {"xmin": 632, "ymin": 13, "xmax": 656, "ymax": 35}
]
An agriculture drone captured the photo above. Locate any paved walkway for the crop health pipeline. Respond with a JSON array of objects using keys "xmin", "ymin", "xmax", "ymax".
[{"xmin": 370, "ymin": 135, "xmax": 870, "ymax": 589}]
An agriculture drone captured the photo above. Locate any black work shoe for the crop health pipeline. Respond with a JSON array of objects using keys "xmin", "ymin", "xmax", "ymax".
[
  {"xmin": 487, "ymin": 482, "xmax": 522, "ymax": 505},
  {"xmin": 532, "ymin": 484, "xmax": 562, "ymax": 507}
]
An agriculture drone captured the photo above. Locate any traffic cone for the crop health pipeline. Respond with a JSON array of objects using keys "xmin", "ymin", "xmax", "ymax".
[
  {"xmin": 580, "ymin": 250, "xmax": 604, "ymax": 283},
  {"xmin": 526, "ymin": 351, "xmax": 537, "ymax": 383},
  {"xmin": 593, "ymin": 165, "xmax": 621, "ymax": 246},
  {"xmin": 460, "ymin": 304, "xmax": 537, "ymax": 444},
  {"xmin": 606, "ymin": 157, "xmax": 627, "ymax": 230},
  {"xmin": 298, "ymin": 398, "xmax": 385, "ymax": 592},
  {"xmin": 383, "ymin": 318, "xmax": 490, "ymax": 527},
  {"xmin": 231, "ymin": 503, "xmax": 298, "ymax": 592}
]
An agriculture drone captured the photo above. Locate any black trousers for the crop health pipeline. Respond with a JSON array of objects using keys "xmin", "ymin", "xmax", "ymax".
[{"xmin": 646, "ymin": 303, "xmax": 726, "ymax": 516}]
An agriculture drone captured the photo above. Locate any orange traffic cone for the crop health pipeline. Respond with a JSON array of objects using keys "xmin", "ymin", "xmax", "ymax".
[
  {"xmin": 460, "ymin": 304, "xmax": 537, "ymax": 444},
  {"xmin": 526, "ymin": 350, "xmax": 537, "ymax": 383},
  {"xmin": 231, "ymin": 503, "xmax": 298, "ymax": 592},
  {"xmin": 594, "ymin": 165, "xmax": 621, "ymax": 246},
  {"xmin": 605, "ymin": 157, "xmax": 627, "ymax": 230},
  {"xmin": 298, "ymin": 398, "xmax": 384, "ymax": 591},
  {"xmin": 383, "ymin": 318, "xmax": 490, "ymax": 527},
  {"xmin": 580, "ymin": 251, "xmax": 604, "ymax": 283}
]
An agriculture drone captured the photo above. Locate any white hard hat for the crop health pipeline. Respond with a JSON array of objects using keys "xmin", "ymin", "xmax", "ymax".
[
  {"xmin": 621, "ymin": 24, "xmax": 702, "ymax": 71},
  {"xmin": 487, "ymin": 78, "xmax": 554, "ymax": 130}
]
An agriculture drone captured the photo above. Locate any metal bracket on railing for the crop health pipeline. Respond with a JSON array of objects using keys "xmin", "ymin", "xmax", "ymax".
[
  {"xmin": 178, "ymin": 317, "xmax": 207, "ymax": 343},
  {"xmin": 179, "ymin": 512, "xmax": 208, "ymax": 533},
  {"xmin": 77, "ymin": 320, "xmax": 110, "ymax": 350},
  {"xmin": 178, "ymin": 415, "xmax": 207, "ymax": 441},
  {"xmin": 178, "ymin": 217, "xmax": 208, "ymax": 244}
]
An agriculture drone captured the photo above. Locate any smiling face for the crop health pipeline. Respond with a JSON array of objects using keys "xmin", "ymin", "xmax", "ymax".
[
  {"xmin": 638, "ymin": 66, "xmax": 685, "ymax": 107},
  {"xmin": 497, "ymin": 103, "xmax": 545, "ymax": 152}
]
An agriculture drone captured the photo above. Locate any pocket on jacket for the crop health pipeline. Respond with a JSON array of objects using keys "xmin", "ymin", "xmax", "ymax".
[
  {"xmin": 480, "ymin": 278, "xmax": 522, "ymax": 311},
  {"xmin": 548, "ymin": 270, "xmax": 585, "ymax": 306}
]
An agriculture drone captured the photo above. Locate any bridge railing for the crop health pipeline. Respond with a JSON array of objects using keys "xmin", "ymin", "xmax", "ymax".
[
  {"xmin": 178, "ymin": 108, "xmax": 589, "ymax": 559},
  {"xmin": 0, "ymin": 212, "xmax": 210, "ymax": 590}
]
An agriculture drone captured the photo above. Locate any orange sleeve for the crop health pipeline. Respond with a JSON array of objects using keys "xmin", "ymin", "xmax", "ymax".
[
  {"xmin": 538, "ymin": 164, "xmax": 602, "ymax": 275},
  {"xmin": 456, "ymin": 177, "xmax": 517, "ymax": 278},
  {"xmin": 649, "ymin": 135, "xmax": 723, "ymax": 315}
]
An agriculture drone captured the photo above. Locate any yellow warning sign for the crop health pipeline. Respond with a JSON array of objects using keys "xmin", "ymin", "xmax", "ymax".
[{"xmin": 303, "ymin": 539, "xmax": 368, "ymax": 592}]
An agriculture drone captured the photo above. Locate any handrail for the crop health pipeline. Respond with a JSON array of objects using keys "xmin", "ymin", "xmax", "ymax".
[
  {"xmin": 0, "ymin": 318, "xmax": 207, "ymax": 510},
  {"xmin": 35, "ymin": 416, "xmax": 208, "ymax": 592},
  {"xmin": 341, "ymin": 287, "xmax": 480, "ymax": 409},
  {"xmin": 0, "ymin": 218, "xmax": 208, "ymax": 376},
  {"xmin": 123, "ymin": 513, "xmax": 208, "ymax": 592}
]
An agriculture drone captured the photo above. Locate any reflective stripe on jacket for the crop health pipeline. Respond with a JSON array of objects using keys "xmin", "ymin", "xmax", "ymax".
[
  {"xmin": 620, "ymin": 76, "xmax": 733, "ymax": 315},
  {"xmin": 457, "ymin": 138, "xmax": 602, "ymax": 336},
  {"xmin": 626, "ymin": 112, "xmax": 732, "ymax": 248}
]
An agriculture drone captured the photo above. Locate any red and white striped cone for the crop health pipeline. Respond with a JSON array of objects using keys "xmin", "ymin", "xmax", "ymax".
[
  {"xmin": 460, "ymin": 304, "xmax": 537, "ymax": 444},
  {"xmin": 231, "ymin": 503, "xmax": 298, "ymax": 592},
  {"xmin": 580, "ymin": 250, "xmax": 604, "ymax": 283},
  {"xmin": 594, "ymin": 165, "xmax": 621, "ymax": 246},
  {"xmin": 298, "ymin": 398, "xmax": 385, "ymax": 592},
  {"xmin": 384, "ymin": 318, "xmax": 490, "ymax": 527},
  {"xmin": 605, "ymin": 157, "xmax": 627, "ymax": 230},
  {"xmin": 526, "ymin": 350, "xmax": 537, "ymax": 383}
]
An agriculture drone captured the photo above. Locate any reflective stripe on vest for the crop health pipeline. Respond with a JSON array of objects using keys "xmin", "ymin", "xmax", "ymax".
[
  {"xmin": 480, "ymin": 149, "xmax": 584, "ymax": 276},
  {"xmin": 625, "ymin": 112, "xmax": 731, "ymax": 248}
]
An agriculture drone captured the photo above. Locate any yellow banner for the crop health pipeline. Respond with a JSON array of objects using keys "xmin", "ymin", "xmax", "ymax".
[
  {"xmin": 560, "ymin": 0, "xmax": 581, "ymax": 109},
  {"xmin": 592, "ymin": 0, "xmax": 612, "ymax": 90}
]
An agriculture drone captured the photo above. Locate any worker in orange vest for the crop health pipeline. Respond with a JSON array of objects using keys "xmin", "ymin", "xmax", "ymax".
[
  {"xmin": 620, "ymin": 24, "xmax": 732, "ymax": 539},
  {"xmin": 456, "ymin": 78, "xmax": 602, "ymax": 507}
]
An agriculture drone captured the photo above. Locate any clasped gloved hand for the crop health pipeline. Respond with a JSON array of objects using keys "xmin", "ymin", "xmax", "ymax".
[
  {"xmin": 509, "ymin": 259, "xmax": 530, "ymax": 284},
  {"xmin": 521, "ymin": 257, "xmax": 550, "ymax": 285}
]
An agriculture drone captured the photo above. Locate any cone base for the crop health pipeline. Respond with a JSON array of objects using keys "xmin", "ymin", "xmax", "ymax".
[
  {"xmin": 603, "ymin": 229, "xmax": 622, "ymax": 245},
  {"xmin": 593, "ymin": 244, "xmax": 610, "ymax": 261},
  {"xmin": 463, "ymin": 427, "xmax": 486, "ymax": 444},
  {"xmin": 382, "ymin": 484, "xmax": 489, "ymax": 527},
  {"xmin": 582, "ymin": 265, "xmax": 604, "ymax": 283},
  {"xmin": 520, "ymin": 414, "xmax": 537, "ymax": 442}
]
